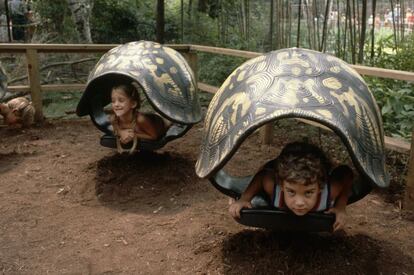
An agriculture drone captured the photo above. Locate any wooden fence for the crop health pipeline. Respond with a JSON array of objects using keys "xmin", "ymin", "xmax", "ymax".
[{"xmin": 0, "ymin": 43, "xmax": 413, "ymax": 208}]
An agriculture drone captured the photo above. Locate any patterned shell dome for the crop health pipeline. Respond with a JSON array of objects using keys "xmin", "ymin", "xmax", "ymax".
[
  {"xmin": 196, "ymin": 47, "xmax": 389, "ymax": 188},
  {"xmin": 76, "ymin": 41, "xmax": 201, "ymax": 124}
]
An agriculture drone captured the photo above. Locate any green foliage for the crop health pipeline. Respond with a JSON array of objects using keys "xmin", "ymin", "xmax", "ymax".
[
  {"xmin": 91, "ymin": 0, "xmax": 153, "ymax": 43},
  {"xmin": 371, "ymin": 33, "xmax": 414, "ymax": 72},
  {"xmin": 91, "ymin": 0, "xmax": 179, "ymax": 43},
  {"xmin": 366, "ymin": 78, "xmax": 414, "ymax": 140},
  {"xmin": 32, "ymin": 0, "xmax": 78, "ymax": 42},
  {"xmin": 364, "ymin": 33, "xmax": 414, "ymax": 139},
  {"xmin": 198, "ymin": 53, "xmax": 245, "ymax": 87},
  {"xmin": 42, "ymin": 91, "xmax": 82, "ymax": 119}
]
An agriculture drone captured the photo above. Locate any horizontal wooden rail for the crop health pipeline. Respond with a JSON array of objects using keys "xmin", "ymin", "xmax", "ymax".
[
  {"xmin": 8, "ymin": 84, "xmax": 85, "ymax": 93},
  {"xmin": 1, "ymin": 43, "xmax": 412, "ymax": 80},
  {"xmin": 190, "ymin": 44, "xmax": 261, "ymax": 59},
  {"xmin": 189, "ymin": 44, "xmax": 414, "ymax": 81},
  {"xmin": 0, "ymin": 43, "xmax": 190, "ymax": 53}
]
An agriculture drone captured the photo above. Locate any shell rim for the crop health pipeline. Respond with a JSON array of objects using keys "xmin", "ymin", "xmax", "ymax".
[
  {"xmin": 76, "ymin": 71, "xmax": 202, "ymax": 125},
  {"xmin": 196, "ymin": 113, "xmax": 389, "ymax": 188}
]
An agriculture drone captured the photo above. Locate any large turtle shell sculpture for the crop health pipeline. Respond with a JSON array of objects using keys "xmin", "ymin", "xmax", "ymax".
[
  {"xmin": 76, "ymin": 41, "xmax": 201, "ymax": 150},
  {"xmin": 196, "ymin": 47, "xmax": 389, "ymax": 232}
]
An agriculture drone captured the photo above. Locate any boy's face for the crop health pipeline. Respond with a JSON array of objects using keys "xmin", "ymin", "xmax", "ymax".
[
  {"xmin": 111, "ymin": 88, "xmax": 137, "ymax": 118},
  {"xmin": 281, "ymin": 180, "xmax": 321, "ymax": 216}
]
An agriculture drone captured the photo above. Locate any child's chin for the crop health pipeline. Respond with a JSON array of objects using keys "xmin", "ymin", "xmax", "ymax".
[{"xmin": 292, "ymin": 210, "xmax": 308, "ymax": 216}]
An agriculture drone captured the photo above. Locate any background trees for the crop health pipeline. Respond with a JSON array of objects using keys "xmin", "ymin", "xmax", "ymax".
[{"xmin": 2, "ymin": 0, "xmax": 413, "ymax": 138}]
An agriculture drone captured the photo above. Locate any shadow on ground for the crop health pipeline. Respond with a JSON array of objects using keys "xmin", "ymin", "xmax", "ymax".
[
  {"xmin": 94, "ymin": 150, "xmax": 202, "ymax": 214},
  {"xmin": 221, "ymin": 230, "xmax": 414, "ymax": 275}
]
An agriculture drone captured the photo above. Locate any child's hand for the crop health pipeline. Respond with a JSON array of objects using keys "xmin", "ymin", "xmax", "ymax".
[
  {"xmin": 119, "ymin": 129, "xmax": 135, "ymax": 144},
  {"xmin": 325, "ymin": 207, "xmax": 347, "ymax": 232},
  {"xmin": 229, "ymin": 200, "xmax": 252, "ymax": 219}
]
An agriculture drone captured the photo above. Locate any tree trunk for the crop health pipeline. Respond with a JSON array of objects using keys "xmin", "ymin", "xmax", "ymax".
[
  {"xmin": 370, "ymin": 0, "xmax": 377, "ymax": 62},
  {"xmin": 269, "ymin": 0, "xmax": 274, "ymax": 51},
  {"xmin": 336, "ymin": 0, "xmax": 341, "ymax": 57},
  {"xmin": 66, "ymin": 0, "xmax": 93, "ymax": 43},
  {"xmin": 297, "ymin": 0, "xmax": 302, "ymax": 47},
  {"xmin": 181, "ymin": 0, "xmax": 184, "ymax": 42},
  {"xmin": 156, "ymin": 0, "xmax": 165, "ymax": 44},
  {"xmin": 358, "ymin": 0, "xmax": 367, "ymax": 63},
  {"xmin": 4, "ymin": 0, "xmax": 11, "ymax": 42},
  {"xmin": 320, "ymin": 0, "xmax": 330, "ymax": 52}
]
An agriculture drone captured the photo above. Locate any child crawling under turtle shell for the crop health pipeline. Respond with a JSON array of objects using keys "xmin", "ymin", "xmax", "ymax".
[
  {"xmin": 0, "ymin": 97, "xmax": 35, "ymax": 127},
  {"xmin": 229, "ymin": 142, "xmax": 353, "ymax": 231},
  {"xmin": 110, "ymin": 82, "xmax": 171, "ymax": 153}
]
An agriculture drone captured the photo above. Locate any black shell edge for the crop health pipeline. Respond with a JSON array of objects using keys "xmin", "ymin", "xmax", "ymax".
[
  {"xmin": 196, "ymin": 113, "xmax": 390, "ymax": 189},
  {"xmin": 76, "ymin": 71, "xmax": 202, "ymax": 125}
]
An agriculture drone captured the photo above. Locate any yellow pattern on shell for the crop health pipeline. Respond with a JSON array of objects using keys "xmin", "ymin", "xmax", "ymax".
[
  {"xmin": 94, "ymin": 63, "xmax": 105, "ymax": 75},
  {"xmin": 315, "ymin": 109, "xmax": 333, "ymax": 119},
  {"xmin": 256, "ymin": 61, "xmax": 267, "ymax": 71},
  {"xmin": 255, "ymin": 107, "xmax": 266, "ymax": 116},
  {"xmin": 209, "ymin": 93, "xmax": 251, "ymax": 143},
  {"xmin": 304, "ymin": 79, "xmax": 327, "ymax": 104},
  {"xmin": 230, "ymin": 93, "xmax": 251, "ymax": 125},
  {"xmin": 283, "ymin": 79, "xmax": 302, "ymax": 105},
  {"xmin": 329, "ymin": 66, "xmax": 341, "ymax": 73},
  {"xmin": 237, "ymin": 70, "xmax": 246, "ymax": 82},
  {"xmin": 163, "ymin": 47, "xmax": 192, "ymax": 84},
  {"xmin": 322, "ymin": 77, "xmax": 342, "ymax": 90},
  {"xmin": 130, "ymin": 70, "xmax": 140, "ymax": 77},
  {"xmin": 156, "ymin": 58, "xmax": 164, "ymax": 65},
  {"xmin": 291, "ymin": 67, "xmax": 301, "ymax": 76},
  {"xmin": 170, "ymin": 67, "xmax": 178, "ymax": 74}
]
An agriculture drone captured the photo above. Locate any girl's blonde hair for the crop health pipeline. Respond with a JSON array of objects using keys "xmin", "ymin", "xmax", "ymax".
[
  {"xmin": 5, "ymin": 97, "xmax": 35, "ymax": 127},
  {"xmin": 110, "ymin": 82, "xmax": 142, "ymax": 154}
]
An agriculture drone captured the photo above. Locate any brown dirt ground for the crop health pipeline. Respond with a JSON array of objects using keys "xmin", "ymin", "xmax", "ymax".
[{"xmin": 0, "ymin": 118, "xmax": 413, "ymax": 275}]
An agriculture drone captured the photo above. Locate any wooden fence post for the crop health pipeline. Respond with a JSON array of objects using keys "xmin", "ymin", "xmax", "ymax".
[
  {"xmin": 404, "ymin": 130, "xmax": 414, "ymax": 211},
  {"xmin": 182, "ymin": 50, "xmax": 198, "ymax": 82},
  {"xmin": 25, "ymin": 49, "xmax": 43, "ymax": 122}
]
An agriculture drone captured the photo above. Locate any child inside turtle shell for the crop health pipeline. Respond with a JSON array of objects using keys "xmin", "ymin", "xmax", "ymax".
[
  {"xmin": 0, "ymin": 97, "xmax": 35, "ymax": 127},
  {"xmin": 229, "ymin": 142, "xmax": 354, "ymax": 232},
  {"xmin": 110, "ymin": 82, "xmax": 171, "ymax": 153}
]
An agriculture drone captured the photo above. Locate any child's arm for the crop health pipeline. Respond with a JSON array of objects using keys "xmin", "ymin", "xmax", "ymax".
[
  {"xmin": 326, "ymin": 165, "xmax": 354, "ymax": 232},
  {"xmin": 229, "ymin": 169, "xmax": 273, "ymax": 219},
  {"xmin": 135, "ymin": 114, "xmax": 162, "ymax": 140}
]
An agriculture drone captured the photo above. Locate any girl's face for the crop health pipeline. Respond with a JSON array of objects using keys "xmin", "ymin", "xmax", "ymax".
[
  {"xmin": 111, "ymin": 88, "xmax": 137, "ymax": 118},
  {"xmin": 0, "ymin": 104, "xmax": 19, "ymax": 125},
  {"xmin": 281, "ymin": 180, "xmax": 321, "ymax": 216}
]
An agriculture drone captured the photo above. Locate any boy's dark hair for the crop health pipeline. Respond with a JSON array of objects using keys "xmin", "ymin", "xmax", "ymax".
[
  {"xmin": 112, "ymin": 83, "xmax": 141, "ymax": 110},
  {"xmin": 275, "ymin": 142, "xmax": 332, "ymax": 188}
]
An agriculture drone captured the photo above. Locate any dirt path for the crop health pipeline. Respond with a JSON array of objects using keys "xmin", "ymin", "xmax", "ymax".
[{"xmin": 0, "ymin": 119, "xmax": 413, "ymax": 274}]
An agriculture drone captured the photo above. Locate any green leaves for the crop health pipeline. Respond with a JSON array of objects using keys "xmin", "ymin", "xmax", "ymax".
[{"xmin": 368, "ymin": 78, "xmax": 414, "ymax": 140}]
